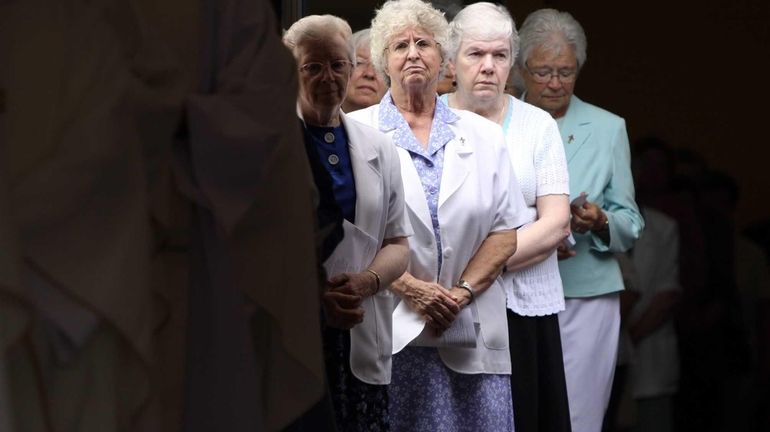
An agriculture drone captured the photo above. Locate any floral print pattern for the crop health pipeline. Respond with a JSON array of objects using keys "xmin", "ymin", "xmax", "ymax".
[
  {"xmin": 378, "ymin": 91, "xmax": 457, "ymax": 275},
  {"xmin": 389, "ymin": 347, "xmax": 514, "ymax": 432},
  {"xmin": 323, "ymin": 327, "xmax": 389, "ymax": 432},
  {"xmin": 378, "ymin": 92, "xmax": 514, "ymax": 431}
]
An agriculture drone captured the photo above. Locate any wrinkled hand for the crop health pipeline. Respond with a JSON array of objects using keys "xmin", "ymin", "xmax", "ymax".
[
  {"xmin": 556, "ymin": 243, "xmax": 577, "ymax": 260},
  {"xmin": 322, "ymin": 290, "xmax": 364, "ymax": 329},
  {"xmin": 327, "ymin": 272, "xmax": 377, "ymax": 298},
  {"xmin": 570, "ymin": 200, "xmax": 605, "ymax": 234},
  {"xmin": 401, "ymin": 279, "xmax": 461, "ymax": 334},
  {"xmin": 448, "ymin": 287, "xmax": 472, "ymax": 309}
]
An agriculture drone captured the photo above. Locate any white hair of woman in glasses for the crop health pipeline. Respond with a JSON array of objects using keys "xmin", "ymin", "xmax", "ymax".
[
  {"xmin": 351, "ymin": 28, "xmax": 372, "ymax": 53},
  {"xmin": 283, "ymin": 14, "xmax": 355, "ymax": 63},
  {"xmin": 517, "ymin": 8, "xmax": 587, "ymax": 72},
  {"xmin": 342, "ymin": 28, "xmax": 388, "ymax": 113},
  {"xmin": 367, "ymin": 0, "xmax": 452, "ymax": 85}
]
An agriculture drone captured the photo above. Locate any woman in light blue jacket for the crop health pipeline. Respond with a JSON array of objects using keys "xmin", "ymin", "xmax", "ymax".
[{"xmin": 517, "ymin": 8, "xmax": 644, "ymax": 432}]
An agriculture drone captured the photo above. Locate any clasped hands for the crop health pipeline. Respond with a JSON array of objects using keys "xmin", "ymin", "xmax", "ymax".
[
  {"xmin": 557, "ymin": 199, "xmax": 607, "ymax": 260},
  {"xmin": 400, "ymin": 279, "xmax": 472, "ymax": 336},
  {"xmin": 322, "ymin": 271, "xmax": 378, "ymax": 329}
]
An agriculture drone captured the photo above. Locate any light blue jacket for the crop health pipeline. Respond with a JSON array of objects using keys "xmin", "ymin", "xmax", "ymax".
[{"xmin": 556, "ymin": 95, "xmax": 644, "ymax": 297}]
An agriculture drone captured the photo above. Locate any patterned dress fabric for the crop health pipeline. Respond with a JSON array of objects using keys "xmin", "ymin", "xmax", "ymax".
[
  {"xmin": 379, "ymin": 93, "xmax": 515, "ymax": 431},
  {"xmin": 389, "ymin": 347, "xmax": 514, "ymax": 432},
  {"xmin": 323, "ymin": 328, "xmax": 389, "ymax": 432}
]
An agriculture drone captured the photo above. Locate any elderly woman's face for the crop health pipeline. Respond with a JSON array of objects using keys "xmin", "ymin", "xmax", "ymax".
[
  {"xmin": 521, "ymin": 42, "xmax": 578, "ymax": 118},
  {"xmin": 296, "ymin": 34, "xmax": 352, "ymax": 115},
  {"xmin": 384, "ymin": 27, "xmax": 442, "ymax": 93},
  {"xmin": 345, "ymin": 44, "xmax": 387, "ymax": 110},
  {"xmin": 454, "ymin": 38, "xmax": 512, "ymax": 103}
]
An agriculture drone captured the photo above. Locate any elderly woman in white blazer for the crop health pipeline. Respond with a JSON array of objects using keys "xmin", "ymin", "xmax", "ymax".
[
  {"xmin": 348, "ymin": 1, "xmax": 528, "ymax": 430},
  {"xmin": 442, "ymin": 4, "xmax": 573, "ymax": 431},
  {"xmin": 283, "ymin": 15, "xmax": 411, "ymax": 431}
]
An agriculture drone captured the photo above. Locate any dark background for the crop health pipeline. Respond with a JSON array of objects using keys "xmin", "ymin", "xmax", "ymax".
[{"xmin": 303, "ymin": 0, "xmax": 770, "ymax": 230}]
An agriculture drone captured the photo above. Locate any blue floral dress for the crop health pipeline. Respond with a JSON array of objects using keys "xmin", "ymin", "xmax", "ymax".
[{"xmin": 377, "ymin": 93, "xmax": 515, "ymax": 432}]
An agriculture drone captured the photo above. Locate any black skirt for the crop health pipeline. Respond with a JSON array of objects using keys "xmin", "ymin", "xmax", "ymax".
[{"xmin": 507, "ymin": 310, "xmax": 572, "ymax": 432}]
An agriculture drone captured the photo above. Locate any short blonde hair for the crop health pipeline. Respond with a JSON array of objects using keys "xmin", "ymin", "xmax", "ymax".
[
  {"xmin": 370, "ymin": 0, "xmax": 450, "ymax": 83},
  {"xmin": 283, "ymin": 15, "xmax": 354, "ymax": 61}
]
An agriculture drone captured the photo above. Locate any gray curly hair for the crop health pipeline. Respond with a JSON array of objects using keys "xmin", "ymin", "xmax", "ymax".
[
  {"xmin": 369, "ymin": 0, "xmax": 450, "ymax": 84},
  {"xmin": 517, "ymin": 8, "xmax": 587, "ymax": 70}
]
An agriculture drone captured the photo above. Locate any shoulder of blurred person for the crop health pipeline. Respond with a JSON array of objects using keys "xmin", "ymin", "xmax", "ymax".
[{"xmin": 633, "ymin": 206, "xmax": 680, "ymax": 293}]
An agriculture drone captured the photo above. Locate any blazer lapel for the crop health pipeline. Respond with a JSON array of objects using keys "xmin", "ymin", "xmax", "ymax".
[
  {"xmin": 345, "ymin": 126, "xmax": 383, "ymax": 229},
  {"xmin": 438, "ymin": 134, "xmax": 472, "ymax": 208},
  {"xmin": 560, "ymin": 96, "xmax": 592, "ymax": 163},
  {"xmin": 397, "ymin": 147, "xmax": 434, "ymax": 233}
]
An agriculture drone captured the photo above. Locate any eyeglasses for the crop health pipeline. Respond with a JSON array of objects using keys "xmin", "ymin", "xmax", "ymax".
[
  {"xmin": 354, "ymin": 58, "xmax": 374, "ymax": 70},
  {"xmin": 299, "ymin": 60, "xmax": 353, "ymax": 77},
  {"xmin": 524, "ymin": 61, "xmax": 577, "ymax": 84},
  {"xmin": 385, "ymin": 38, "xmax": 439, "ymax": 57}
]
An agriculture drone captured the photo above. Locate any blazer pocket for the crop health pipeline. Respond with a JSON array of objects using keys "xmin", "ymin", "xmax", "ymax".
[
  {"xmin": 349, "ymin": 296, "xmax": 381, "ymax": 382},
  {"xmin": 373, "ymin": 290, "xmax": 395, "ymax": 357},
  {"xmin": 477, "ymin": 281, "xmax": 509, "ymax": 350}
]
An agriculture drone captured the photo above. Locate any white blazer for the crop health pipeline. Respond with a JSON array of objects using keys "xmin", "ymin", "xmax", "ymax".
[
  {"xmin": 348, "ymin": 103, "xmax": 529, "ymax": 374},
  {"xmin": 332, "ymin": 113, "xmax": 412, "ymax": 384}
]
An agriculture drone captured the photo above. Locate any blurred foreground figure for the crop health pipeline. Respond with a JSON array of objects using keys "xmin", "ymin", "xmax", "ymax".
[{"xmin": 0, "ymin": 0, "xmax": 324, "ymax": 431}]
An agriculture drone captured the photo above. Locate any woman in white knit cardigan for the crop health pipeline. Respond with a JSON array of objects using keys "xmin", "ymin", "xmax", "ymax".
[{"xmin": 441, "ymin": 3, "xmax": 573, "ymax": 431}]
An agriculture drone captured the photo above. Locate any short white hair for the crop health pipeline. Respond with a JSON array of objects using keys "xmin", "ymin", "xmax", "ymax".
[
  {"xmin": 351, "ymin": 28, "xmax": 372, "ymax": 54},
  {"xmin": 370, "ymin": 0, "xmax": 450, "ymax": 83},
  {"xmin": 448, "ymin": 2, "xmax": 518, "ymax": 68},
  {"xmin": 518, "ymin": 8, "xmax": 587, "ymax": 70},
  {"xmin": 283, "ymin": 15, "xmax": 354, "ymax": 62}
]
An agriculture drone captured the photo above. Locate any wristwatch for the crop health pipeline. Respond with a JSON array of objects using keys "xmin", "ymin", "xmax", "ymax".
[
  {"xmin": 455, "ymin": 279, "xmax": 475, "ymax": 304},
  {"xmin": 593, "ymin": 212, "xmax": 610, "ymax": 232}
]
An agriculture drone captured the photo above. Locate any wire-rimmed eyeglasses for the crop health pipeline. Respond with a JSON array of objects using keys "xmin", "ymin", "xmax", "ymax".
[
  {"xmin": 384, "ymin": 38, "xmax": 439, "ymax": 58},
  {"xmin": 299, "ymin": 60, "xmax": 353, "ymax": 77},
  {"xmin": 524, "ymin": 61, "xmax": 577, "ymax": 84}
]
